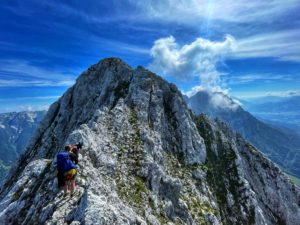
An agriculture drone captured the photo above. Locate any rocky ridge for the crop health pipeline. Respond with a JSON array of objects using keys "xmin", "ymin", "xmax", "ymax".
[{"xmin": 0, "ymin": 58, "xmax": 299, "ymax": 225}]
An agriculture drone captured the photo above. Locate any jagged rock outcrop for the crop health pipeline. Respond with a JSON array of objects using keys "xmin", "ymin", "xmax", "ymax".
[{"xmin": 0, "ymin": 58, "xmax": 299, "ymax": 225}]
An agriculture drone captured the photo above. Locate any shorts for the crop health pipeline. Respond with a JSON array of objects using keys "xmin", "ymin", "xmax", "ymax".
[{"xmin": 64, "ymin": 168, "xmax": 77, "ymax": 181}]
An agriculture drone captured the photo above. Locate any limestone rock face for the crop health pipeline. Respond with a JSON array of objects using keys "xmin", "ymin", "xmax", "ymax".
[{"xmin": 0, "ymin": 58, "xmax": 299, "ymax": 225}]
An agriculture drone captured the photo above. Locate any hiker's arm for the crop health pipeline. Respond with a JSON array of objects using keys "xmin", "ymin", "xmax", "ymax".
[{"xmin": 72, "ymin": 147, "xmax": 79, "ymax": 157}]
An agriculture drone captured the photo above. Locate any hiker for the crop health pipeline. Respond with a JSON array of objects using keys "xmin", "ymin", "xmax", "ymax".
[
  {"xmin": 70, "ymin": 142, "xmax": 82, "ymax": 159},
  {"xmin": 56, "ymin": 144, "xmax": 80, "ymax": 196}
]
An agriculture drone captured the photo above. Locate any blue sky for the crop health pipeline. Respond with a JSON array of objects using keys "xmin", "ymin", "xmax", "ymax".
[{"xmin": 0, "ymin": 0, "xmax": 300, "ymax": 112}]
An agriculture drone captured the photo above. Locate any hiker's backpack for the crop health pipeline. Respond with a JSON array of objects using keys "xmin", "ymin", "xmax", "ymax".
[{"xmin": 56, "ymin": 152, "xmax": 76, "ymax": 174}]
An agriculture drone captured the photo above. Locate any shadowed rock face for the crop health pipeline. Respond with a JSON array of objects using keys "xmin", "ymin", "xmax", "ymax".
[{"xmin": 0, "ymin": 58, "xmax": 299, "ymax": 225}]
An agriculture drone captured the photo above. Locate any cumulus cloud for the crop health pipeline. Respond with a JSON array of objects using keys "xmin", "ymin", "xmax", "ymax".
[
  {"xmin": 210, "ymin": 92, "xmax": 241, "ymax": 110},
  {"xmin": 183, "ymin": 85, "xmax": 240, "ymax": 110},
  {"xmin": 150, "ymin": 35, "xmax": 235, "ymax": 84},
  {"xmin": 150, "ymin": 35, "xmax": 240, "ymax": 110}
]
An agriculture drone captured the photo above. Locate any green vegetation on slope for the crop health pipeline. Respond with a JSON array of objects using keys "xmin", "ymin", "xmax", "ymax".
[
  {"xmin": 287, "ymin": 174, "xmax": 300, "ymax": 186},
  {"xmin": 194, "ymin": 115, "xmax": 256, "ymax": 225},
  {"xmin": 0, "ymin": 159, "xmax": 10, "ymax": 180}
]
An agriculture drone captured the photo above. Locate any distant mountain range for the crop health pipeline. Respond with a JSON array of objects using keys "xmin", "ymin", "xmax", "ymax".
[
  {"xmin": 186, "ymin": 91, "xmax": 300, "ymax": 178},
  {"xmin": 0, "ymin": 111, "xmax": 46, "ymax": 179},
  {"xmin": 242, "ymin": 95, "xmax": 300, "ymax": 133}
]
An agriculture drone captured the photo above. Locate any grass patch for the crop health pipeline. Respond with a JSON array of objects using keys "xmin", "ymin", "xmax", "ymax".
[{"xmin": 287, "ymin": 174, "xmax": 300, "ymax": 186}]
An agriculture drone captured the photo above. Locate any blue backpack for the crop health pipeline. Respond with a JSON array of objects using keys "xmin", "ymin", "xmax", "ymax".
[{"xmin": 56, "ymin": 152, "xmax": 76, "ymax": 174}]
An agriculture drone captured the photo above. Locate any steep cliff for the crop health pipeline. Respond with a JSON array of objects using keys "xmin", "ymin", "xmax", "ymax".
[{"xmin": 0, "ymin": 58, "xmax": 299, "ymax": 225}]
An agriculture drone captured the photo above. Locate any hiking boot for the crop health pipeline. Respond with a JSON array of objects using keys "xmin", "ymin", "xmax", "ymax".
[{"xmin": 70, "ymin": 190, "xmax": 77, "ymax": 197}]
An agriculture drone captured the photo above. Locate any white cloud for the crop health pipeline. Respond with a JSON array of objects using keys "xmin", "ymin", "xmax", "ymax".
[
  {"xmin": 16, "ymin": 104, "xmax": 49, "ymax": 112},
  {"xmin": 130, "ymin": 1, "xmax": 300, "ymax": 63},
  {"xmin": 0, "ymin": 59, "xmax": 73, "ymax": 80},
  {"xmin": 233, "ymin": 90, "xmax": 300, "ymax": 99},
  {"xmin": 226, "ymin": 74, "xmax": 296, "ymax": 85},
  {"xmin": 183, "ymin": 85, "xmax": 224, "ymax": 97},
  {"xmin": 28, "ymin": 0, "xmax": 298, "ymax": 28},
  {"xmin": 150, "ymin": 35, "xmax": 239, "ymax": 110},
  {"xmin": 0, "ymin": 104, "xmax": 50, "ymax": 113},
  {"xmin": 150, "ymin": 35, "xmax": 235, "ymax": 84},
  {"xmin": 234, "ymin": 30, "xmax": 300, "ymax": 62},
  {"xmin": 0, "ymin": 96, "xmax": 60, "ymax": 102},
  {"xmin": 210, "ymin": 92, "xmax": 240, "ymax": 110},
  {"xmin": 0, "ymin": 79, "xmax": 74, "ymax": 87},
  {"xmin": 5, "ymin": 1, "xmax": 300, "ymax": 63},
  {"xmin": 127, "ymin": 0, "xmax": 299, "ymax": 24},
  {"xmin": 265, "ymin": 90, "xmax": 300, "ymax": 97},
  {"xmin": 0, "ymin": 60, "xmax": 75, "ymax": 87},
  {"xmin": 183, "ymin": 85, "xmax": 240, "ymax": 110}
]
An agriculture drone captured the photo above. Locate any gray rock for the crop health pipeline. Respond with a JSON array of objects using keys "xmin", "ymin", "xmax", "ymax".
[{"xmin": 0, "ymin": 58, "xmax": 299, "ymax": 225}]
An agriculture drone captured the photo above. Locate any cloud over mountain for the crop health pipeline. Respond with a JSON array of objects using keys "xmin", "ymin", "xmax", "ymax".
[
  {"xmin": 150, "ymin": 35, "xmax": 239, "ymax": 109},
  {"xmin": 150, "ymin": 35, "xmax": 235, "ymax": 84}
]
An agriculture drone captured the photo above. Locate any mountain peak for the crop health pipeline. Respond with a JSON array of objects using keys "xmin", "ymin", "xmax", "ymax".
[
  {"xmin": 0, "ymin": 58, "xmax": 299, "ymax": 225},
  {"xmin": 188, "ymin": 90, "xmax": 242, "ymax": 116},
  {"xmin": 96, "ymin": 57, "xmax": 131, "ymax": 68}
]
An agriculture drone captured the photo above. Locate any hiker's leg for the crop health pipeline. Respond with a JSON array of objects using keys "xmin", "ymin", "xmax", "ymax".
[
  {"xmin": 63, "ymin": 180, "xmax": 68, "ymax": 194},
  {"xmin": 71, "ymin": 179, "xmax": 76, "ymax": 194}
]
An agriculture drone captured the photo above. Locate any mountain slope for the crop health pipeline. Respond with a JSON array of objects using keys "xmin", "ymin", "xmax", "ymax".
[
  {"xmin": 0, "ymin": 111, "xmax": 46, "ymax": 179},
  {"xmin": 243, "ymin": 95, "xmax": 300, "ymax": 132},
  {"xmin": 187, "ymin": 91, "xmax": 300, "ymax": 178},
  {"xmin": 0, "ymin": 58, "xmax": 299, "ymax": 225}
]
